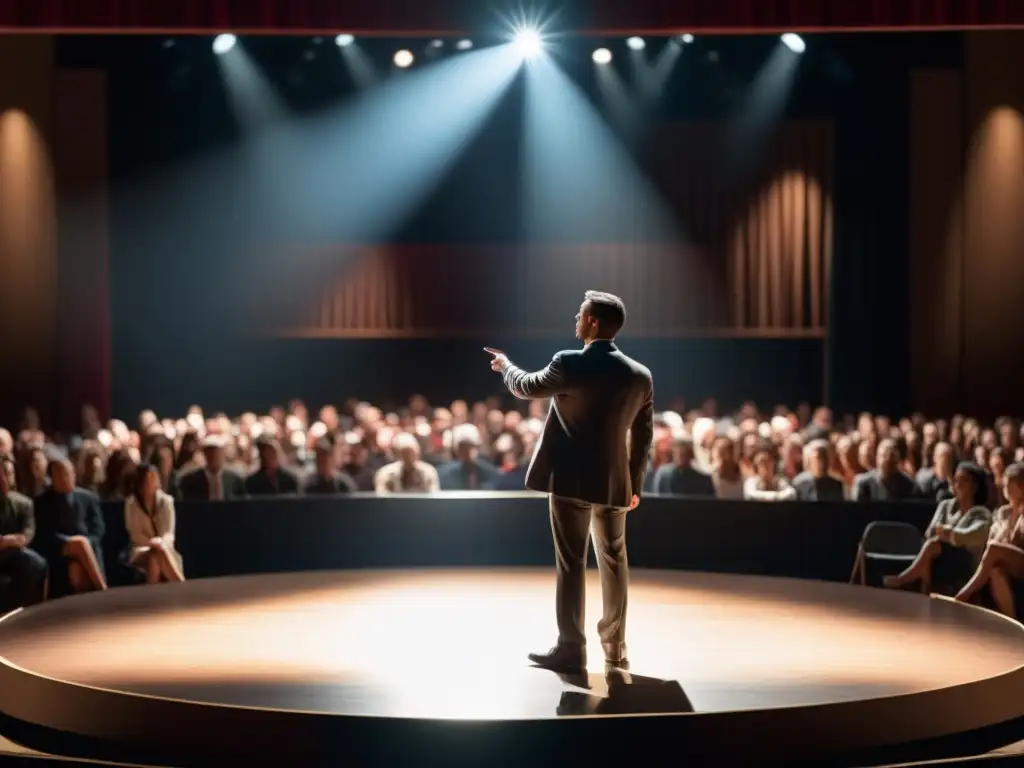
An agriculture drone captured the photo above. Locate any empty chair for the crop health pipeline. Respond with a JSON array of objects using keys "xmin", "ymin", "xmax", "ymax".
[{"xmin": 850, "ymin": 521, "xmax": 923, "ymax": 586}]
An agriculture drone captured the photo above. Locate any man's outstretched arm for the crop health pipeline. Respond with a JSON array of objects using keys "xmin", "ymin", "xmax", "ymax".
[{"xmin": 487, "ymin": 348, "xmax": 570, "ymax": 400}]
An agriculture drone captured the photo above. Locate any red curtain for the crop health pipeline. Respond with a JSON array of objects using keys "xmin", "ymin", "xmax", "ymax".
[{"xmin": 1, "ymin": 0, "xmax": 1022, "ymax": 33}]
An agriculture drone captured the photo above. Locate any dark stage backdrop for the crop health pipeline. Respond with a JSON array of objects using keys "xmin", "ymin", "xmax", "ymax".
[
  {"xmin": 109, "ymin": 117, "xmax": 830, "ymax": 417},
  {"xmin": 100, "ymin": 35, "xmax": 953, "ymax": 423}
]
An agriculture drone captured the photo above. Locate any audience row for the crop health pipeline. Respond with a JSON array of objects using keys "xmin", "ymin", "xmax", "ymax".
[{"xmin": 2, "ymin": 399, "xmax": 1021, "ymax": 506}]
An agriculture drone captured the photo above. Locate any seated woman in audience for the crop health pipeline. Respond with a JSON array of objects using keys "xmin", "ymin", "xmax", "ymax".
[
  {"xmin": 954, "ymin": 462, "xmax": 1024, "ymax": 615},
  {"xmin": 710, "ymin": 436, "xmax": 744, "ymax": 499},
  {"xmin": 743, "ymin": 447, "xmax": 796, "ymax": 501},
  {"xmin": 124, "ymin": 463, "xmax": 185, "ymax": 584},
  {"xmin": 883, "ymin": 461, "xmax": 991, "ymax": 594}
]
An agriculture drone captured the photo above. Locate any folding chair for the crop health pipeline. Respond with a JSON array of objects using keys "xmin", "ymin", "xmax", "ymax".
[{"xmin": 849, "ymin": 521, "xmax": 923, "ymax": 586}]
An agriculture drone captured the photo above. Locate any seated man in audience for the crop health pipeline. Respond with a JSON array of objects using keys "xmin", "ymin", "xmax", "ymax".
[
  {"xmin": 744, "ymin": 447, "xmax": 796, "ymax": 501},
  {"xmin": 652, "ymin": 437, "xmax": 716, "ymax": 497},
  {"xmin": 374, "ymin": 432, "xmax": 440, "ymax": 494},
  {"xmin": 791, "ymin": 440, "xmax": 846, "ymax": 501},
  {"xmin": 178, "ymin": 436, "xmax": 246, "ymax": 501},
  {"xmin": 853, "ymin": 438, "xmax": 918, "ymax": 502},
  {"xmin": 303, "ymin": 438, "xmax": 357, "ymax": 495},
  {"xmin": 245, "ymin": 437, "xmax": 300, "ymax": 496},
  {"xmin": 33, "ymin": 459, "xmax": 107, "ymax": 594},
  {"xmin": 0, "ymin": 454, "xmax": 47, "ymax": 607},
  {"xmin": 438, "ymin": 424, "xmax": 497, "ymax": 491}
]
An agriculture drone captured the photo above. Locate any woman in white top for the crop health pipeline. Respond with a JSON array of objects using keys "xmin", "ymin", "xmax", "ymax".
[
  {"xmin": 710, "ymin": 436, "xmax": 745, "ymax": 500},
  {"xmin": 124, "ymin": 463, "xmax": 185, "ymax": 584},
  {"xmin": 744, "ymin": 448, "xmax": 796, "ymax": 501}
]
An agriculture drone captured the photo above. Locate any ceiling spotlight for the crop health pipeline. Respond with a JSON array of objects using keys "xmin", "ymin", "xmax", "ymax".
[
  {"xmin": 429, "ymin": 39, "xmax": 444, "ymax": 48},
  {"xmin": 680, "ymin": 33, "xmax": 695, "ymax": 44},
  {"xmin": 626, "ymin": 37, "xmax": 645, "ymax": 51},
  {"xmin": 513, "ymin": 28, "xmax": 543, "ymax": 59},
  {"xmin": 393, "ymin": 49, "xmax": 415, "ymax": 68},
  {"xmin": 781, "ymin": 33, "xmax": 806, "ymax": 53},
  {"xmin": 335, "ymin": 33, "xmax": 355, "ymax": 47},
  {"xmin": 592, "ymin": 48, "xmax": 613, "ymax": 65},
  {"xmin": 212, "ymin": 34, "xmax": 237, "ymax": 55},
  {"xmin": 455, "ymin": 39, "xmax": 474, "ymax": 51}
]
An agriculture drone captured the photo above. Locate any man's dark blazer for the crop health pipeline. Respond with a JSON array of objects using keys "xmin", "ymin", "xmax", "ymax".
[
  {"xmin": 177, "ymin": 467, "xmax": 247, "ymax": 502},
  {"xmin": 500, "ymin": 339, "xmax": 654, "ymax": 508}
]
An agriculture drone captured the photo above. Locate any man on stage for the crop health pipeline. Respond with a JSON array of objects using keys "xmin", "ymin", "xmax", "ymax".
[{"xmin": 486, "ymin": 290, "xmax": 654, "ymax": 673}]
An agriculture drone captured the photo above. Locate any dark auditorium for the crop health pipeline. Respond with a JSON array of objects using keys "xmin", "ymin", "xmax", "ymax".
[{"xmin": 3, "ymin": 2, "xmax": 1024, "ymax": 766}]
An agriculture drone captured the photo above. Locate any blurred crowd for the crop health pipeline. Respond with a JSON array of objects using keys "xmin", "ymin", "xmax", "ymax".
[
  {"xmin": 4, "ymin": 396, "xmax": 1024, "ymax": 610},
  {"xmin": 1, "ymin": 397, "xmax": 1021, "ymax": 506}
]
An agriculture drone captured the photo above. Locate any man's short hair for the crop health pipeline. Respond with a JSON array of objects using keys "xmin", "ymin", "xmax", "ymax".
[{"xmin": 583, "ymin": 290, "xmax": 626, "ymax": 337}]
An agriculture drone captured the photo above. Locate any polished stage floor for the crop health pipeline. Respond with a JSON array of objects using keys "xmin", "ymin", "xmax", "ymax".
[
  {"xmin": 2, "ymin": 568, "xmax": 1024, "ymax": 764},
  {"xmin": 1, "ymin": 568, "xmax": 1022, "ymax": 715}
]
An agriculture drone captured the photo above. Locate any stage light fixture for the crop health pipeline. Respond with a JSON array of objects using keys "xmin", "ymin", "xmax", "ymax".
[
  {"xmin": 212, "ymin": 34, "xmax": 237, "ymax": 55},
  {"xmin": 626, "ymin": 37, "xmax": 646, "ymax": 51},
  {"xmin": 680, "ymin": 33, "xmax": 695, "ymax": 44},
  {"xmin": 592, "ymin": 48, "xmax": 613, "ymax": 65},
  {"xmin": 455, "ymin": 39, "xmax": 474, "ymax": 51},
  {"xmin": 429, "ymin": 39, "xmax": 444, "ymax": 48},
  {"xmin": 513, "ymin": 28, "xmax": 543, "ymax": 59},
  {"xmin": 335, "ymin": 34, "xmax": 355, "ymax": 47},
  {"xmin": 781, "ymin": 33, "xmax": 806, "ymax": 53},
  {"xmin": 393, "ymin": 49, "xmax": 415, "ymax": 68}
]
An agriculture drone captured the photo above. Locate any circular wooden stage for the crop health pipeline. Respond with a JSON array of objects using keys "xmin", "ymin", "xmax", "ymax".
[{"xmin": 2, "ymin": 569, "xmax": 1024, "ymax": 765}]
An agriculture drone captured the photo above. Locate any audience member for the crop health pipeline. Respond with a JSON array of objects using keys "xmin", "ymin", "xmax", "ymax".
[
  {"xmin": 710, "ymin": 436, "xmax": 744, "ymax": 499},
  {"xmin": 917, "ymin": 442, "xmax": 956, "ymax": 502},
  {"xmin": 884, "ymin": 461, "xmax": 991, "ymax": 594},
  {"xmin": 438, "ymin": 424, "xmax": 497, "ymax": 491},
  {"xmin": 374, "ymin": 432, "xmax": 440, "ymax": 494},
  {"xmin": 653, "ymin": 437, "xmax": 716, "ymax": 497},
  {"xmin": 0, "ymin": 454, "xmax": 46, "ymax": 607},
  {"xmin": 178, "ymin": 437, "xmax": 246, "ymax": 501},
  {"xmin": 124, "ymin": 463, "xmax": 185, "ymax": 584},
  {"xmin": 303, "ymin": 439, "xmax": 357, "ymax": 495},
  {"xmin": 245, "ymin": 437, "xmax": 300, "ymax": 496},
  {"xmin": 18, "ymin": 445, "xmax": 49, "ymax": 498},
  {"xmin": 853, "ymin": 439, "xmax": 918, "ymax": 502},
  {"xmin": 33, "ymin": 459, "xmax": 107, "ymax": 594},
  {"xmin": 493, "ymin": 433, "xmax": 530, "ymax": 491},
  {"xmin": 791, "ymin": 440, "xmax": 846, "ymax": 502},
  {"xmin": 955, "ymin": 462, "xmax": 1024, "ymax": 615},
  {"xmin": 744, "ymin": 448, "xmax": 796, "ymax": 501}
]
